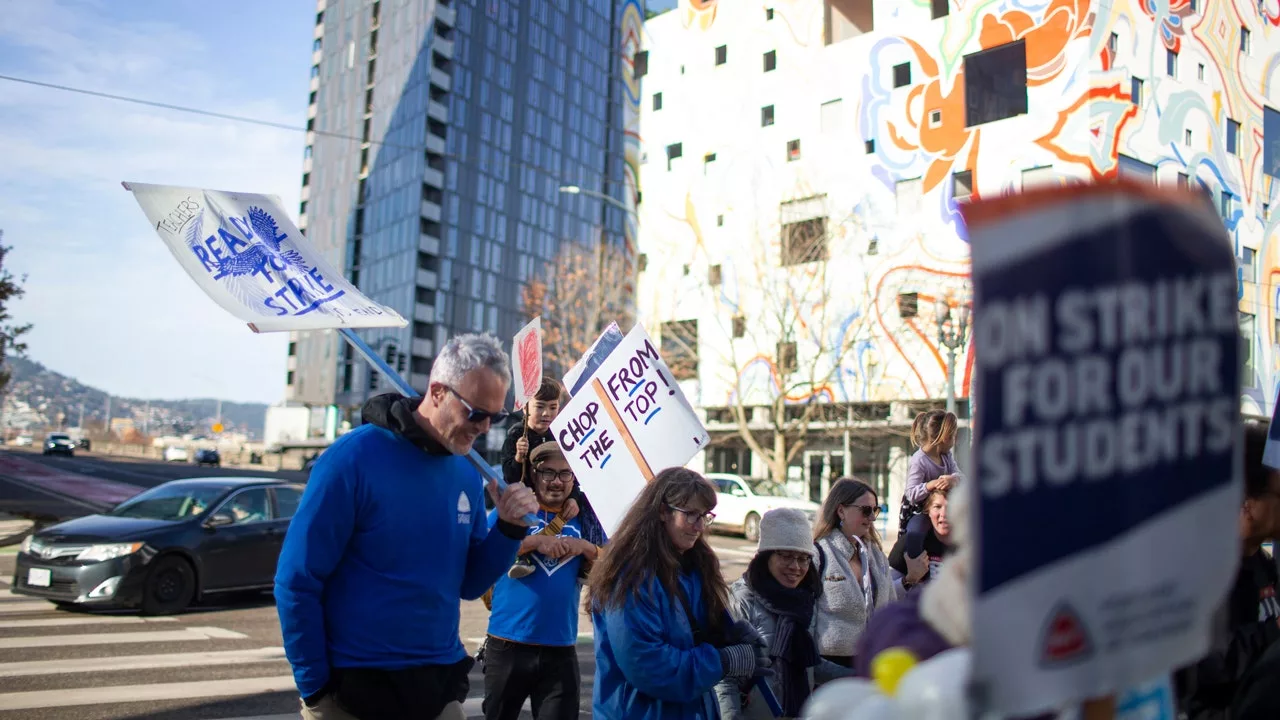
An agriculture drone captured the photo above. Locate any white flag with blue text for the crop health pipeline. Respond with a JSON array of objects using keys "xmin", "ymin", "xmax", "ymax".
[{"xmin": 127, "ymin": 182, "xmax": 407, "ymax": 333}]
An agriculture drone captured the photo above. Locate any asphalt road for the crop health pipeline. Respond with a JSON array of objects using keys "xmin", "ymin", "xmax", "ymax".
[{"xmin": 0, "ymin": 450, "xmax": 762, "ymax": 719}]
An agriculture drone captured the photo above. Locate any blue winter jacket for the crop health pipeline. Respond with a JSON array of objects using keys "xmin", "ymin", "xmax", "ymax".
[{"xmin": 592, "ymin": 567, "xmax": 726, "ymax": 720}]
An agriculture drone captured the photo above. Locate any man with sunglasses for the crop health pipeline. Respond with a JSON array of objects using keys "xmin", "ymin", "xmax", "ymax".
[
  {"xmin": 482, "ymin": 441, "xmax": 600, "ymax": 720},
  {"xmin": 276, "ymin": 333, "xmax": 539, "ymax": 720}
]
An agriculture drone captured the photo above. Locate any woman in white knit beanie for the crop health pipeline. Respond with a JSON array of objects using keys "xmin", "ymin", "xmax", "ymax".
[{"xmin": 715, "ymin": 508, "xmax": 855, "ymax": 719}]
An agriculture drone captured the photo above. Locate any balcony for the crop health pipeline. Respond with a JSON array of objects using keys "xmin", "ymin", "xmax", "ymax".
[
  {"xmin": 420, "ymin": 234, "xmax": 440, "ymax": 255},
  {"xmin": 423, "ymin": 166, "xmax": 444, "ymax": 189},
  {"xmin": 436, "ymin": 3, "xmax": 456, "ymax": 26},
  {"xmin": 426, "ymin": 134, "xmax": 446, "ymax": 154},
  {"xmin": 429, "ymin": 67, "xmax": 451, "ymax": 91},
  {"xmin": 300, "ymin": 185, "xmax": 311, "ymax": 202},
  {"xmin": 427, "ymin": 100, "xmax": 449, "ymax": 123},
  {"xmin": 310, "ymin": 75, "xmax": 320, "ymax": 92},
  {"xmin": 287, "ymin": 355, "xmax": 298, "ymax": 370},
  {"xmin": 414, "ymin": 303, "xmax": 435, "ymax": 324},
  {"xmin": 303, "ymin": 157, "xmax": 313, "ymax": 173},
  {"xmin": 434, "ymin": 37, "xmax": 454, "ymax": 59},
  {"xmin": 421, "ymin": 199, "xmax": 442, "ymax": 222},
  {"xmin": 417, "ymin": 268, "xmax": 439, "ymax": 289},
  {"xmin": 307, "ymin": 103, "xmax": 317, "ymax": 119},
  {"xmin": 312, "ymin": 49, "xmax": 322, "ymax": 65}
]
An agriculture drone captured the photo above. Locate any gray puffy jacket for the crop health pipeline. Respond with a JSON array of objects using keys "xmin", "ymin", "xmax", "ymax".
[{"xmin": 713, "ymin": 577, "xmax": 855, "ymax": 720}]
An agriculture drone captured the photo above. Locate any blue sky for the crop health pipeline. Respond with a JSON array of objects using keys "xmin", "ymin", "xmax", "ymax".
[{"xmin": 0, "ymin": 0, "xmax": 315, "ymax": 404}]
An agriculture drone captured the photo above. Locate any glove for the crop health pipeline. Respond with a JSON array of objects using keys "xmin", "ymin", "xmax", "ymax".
[
  {"xmin": 719, "ymin": 644, "xmax": 758, "ymax": 679},
  {"xmin": 725, "ymin": 619, "xmax": 767, "ymax": 649}
]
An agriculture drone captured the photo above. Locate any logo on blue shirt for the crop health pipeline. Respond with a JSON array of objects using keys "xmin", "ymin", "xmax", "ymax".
[
  {"xmin": 457, "ymin": 492, "xmax": 471, "ymax": 525},
  {"xmin": 530, "ymin": 522, "xmax": 582, "ymax": 576}
]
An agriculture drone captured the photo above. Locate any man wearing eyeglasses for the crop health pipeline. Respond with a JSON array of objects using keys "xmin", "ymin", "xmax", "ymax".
[
  {"xmin": 276, "ymin": 333, "xmax": 539, "ymax": 720},
  {"xmin": 482, "ymin": 441, "xmax": 600, "ymax": 720}
]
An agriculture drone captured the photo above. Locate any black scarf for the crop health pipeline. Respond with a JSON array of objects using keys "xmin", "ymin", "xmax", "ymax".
[{"xmin": 750, "ymin": 571, "xmax": 821, "ymax": 716}]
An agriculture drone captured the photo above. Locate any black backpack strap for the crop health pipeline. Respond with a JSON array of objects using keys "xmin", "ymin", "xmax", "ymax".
[{"xmin": 815, "ymin": 540, "xmax": 827, "ymax": 578}]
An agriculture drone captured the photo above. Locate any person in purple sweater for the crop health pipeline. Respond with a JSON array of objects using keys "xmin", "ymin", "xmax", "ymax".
[{"xmin": 898, "ymin": 410, "xmax": 965, "ymax": 534}]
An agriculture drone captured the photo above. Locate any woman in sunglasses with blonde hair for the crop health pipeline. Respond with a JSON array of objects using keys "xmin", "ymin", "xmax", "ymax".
[{"xmin": 812, "ymin": 478, "xmax": 927, "ymax": 669}]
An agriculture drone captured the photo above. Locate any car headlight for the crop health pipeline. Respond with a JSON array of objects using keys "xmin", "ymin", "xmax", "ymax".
[{"xmin": 76, "ymin": 542, "xmax": 144, "ymax": 562}]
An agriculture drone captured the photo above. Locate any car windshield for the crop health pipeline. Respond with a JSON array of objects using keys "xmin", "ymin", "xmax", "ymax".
[
  {"xmin": 48, "ymin": 434, "xmax": 70, "ymax": 441},
  {"xmin": 108, "ymin": 485, "xmax": 227, "ymax": 521},
  {"xmin": 749, "ymin": 480, "xmax": 799, "ymax": 498}
]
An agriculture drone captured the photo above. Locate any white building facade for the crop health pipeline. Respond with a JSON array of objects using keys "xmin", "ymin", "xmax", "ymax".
[{"xmin": 635, "ymin": 0, "xmax": 1279, "ymax": 507}]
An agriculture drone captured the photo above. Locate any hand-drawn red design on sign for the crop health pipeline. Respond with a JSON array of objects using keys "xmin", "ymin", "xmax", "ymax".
[{"xmin": 517, "ymin": 329, "xmax": 541, "ymax": 403}]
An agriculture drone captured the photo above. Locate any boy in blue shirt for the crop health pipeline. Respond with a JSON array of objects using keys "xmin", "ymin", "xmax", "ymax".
[{"xmin": 483, "ymin": 441, "xmax": 602, "ymax": 720}]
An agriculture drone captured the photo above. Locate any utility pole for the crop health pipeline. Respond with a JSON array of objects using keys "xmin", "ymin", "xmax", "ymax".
[{"xmin": 104, "ymin": 395, "xmax": 112, "ymax": 436}]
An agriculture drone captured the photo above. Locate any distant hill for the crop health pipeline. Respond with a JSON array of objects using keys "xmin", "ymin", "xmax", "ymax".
[{"xmin": 1, "ymin": 356, "xmax": 268, "ymax": 438}]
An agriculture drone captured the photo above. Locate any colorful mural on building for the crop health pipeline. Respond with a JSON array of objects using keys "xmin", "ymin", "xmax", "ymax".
[{"xmin": 636, "ymin": 0, "xmax": 1277, "ymax": 418}]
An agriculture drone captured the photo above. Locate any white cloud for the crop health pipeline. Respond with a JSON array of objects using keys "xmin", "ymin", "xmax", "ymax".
[{"xmin": 1, "ymin": 0, "xmax": 313, "ymax": 404}]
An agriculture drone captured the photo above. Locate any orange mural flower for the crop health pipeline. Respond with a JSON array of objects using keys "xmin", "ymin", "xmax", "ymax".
[{"xmin": 979, "ymin": 0, "xmax": 1093, "ymax": 84}]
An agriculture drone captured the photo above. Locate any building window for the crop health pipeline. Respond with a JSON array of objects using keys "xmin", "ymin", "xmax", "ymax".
[
  {"xmin": 865, "ymin": 139, "xmax": 876, "ymax": 154},
  {"xmin": 780, "ymin": 196, "xmax": 829, "ymax": 266},
  {"xmin": 964, "ymin": 40, "xmax": 1028, "ymax": 127},
  {"xmin": 931, "ymin": 0, "xmax": 948, "ymax": 19},
  {"xmin": 1177, "ymin": 172, "xmax": 1189, "ymax": 188},
  {"xmin": 732, "ymin": 315, "xmax": 746, "ymax": 338},
  {"xmin": 1117, "ymin": 154, "xmax": 1157, "ymax": 183},
  {"xmin": 1243, "ymin": 247, "xmax": 1257, "ymax": 283},
  {"xmin": 764, "ymin": 50, "xmax": 777, "ymax": 72},
  {"xmin": 638, "ymin": 253, "xmax": 649, "ymax": 272},
  {"xmin": 717, "ymin": 214, "xmax": 725, "ymax": 226},
  {"xmin": 1130, "ymin": 77, "xmax": 1143, "ymax": 105},
  {"xmin": 898, "ymin": 292, "xmax": 919, "ymax": 318},
  {"xmin": 653, "ymin": 92, "xmax": 663, "ymax": 110},
  {"xmin": 287, "ymin": 370, "xmax": 295, "ymax": 385},
  {"xmin": 1186, "ymin": 128, "xmax": 1193, "ymax": 146},
  {"xmin": 953, "ymin": 171, "xmax": 974, "ymax": 201},
  {"xmin": 1190, "ymin": 0, "xmax": 1199, "ymax": 10},
  {"xmin": 893, "ymin": 62, "xmax": 911, "ymax": 88},
  {"xmin": 776, "ymin": 341, "xmax": 798, "ymax": 375},
  {"xmin": 661, "ymin": 320, "xmax": 699, "ymax": 381},
  {"xmin": 1242, "ymin": 312, "xmax": 1256, "ymax": 385},
  {"xmin": 766, "ymin": 7, "xmax": 775, "ymax": 20},
  {"xmin": 1108, "ymin": 32, "xmax": 1118, "ymax": 54},
  {"xmin": 709, "ymin": 264, "xmax": 723, "ymax": 286},
  {"xmin": 1228, "ymin": 119, "xmax": 1241, "ymax": 156},
  {"xmin": 667, "ymin": 142, "xmax": 683, "ymax": 170},
  {"xmin": 288, "ymin": 342, "xmax": 298, "ymax": 356},
  {"xmin": 1266, "ymin": 107, "xmax": 1280, "ymax": 178},
  {"xmin": 634, "ymin": 50, "xmax": 649, "ymax": 79},
  {"xmin": 821, "ymin": 99, "xmax": 843, "ymax": 134},
  {"xmin": 715, "ymin": 45, "xmax": 727, "ymax": 65},
  {"xmin": 1167, "ymin": 49, "xmax": 1177, "ymax": 77},
  {"xmin": 310, "ymin": 65, "xmax": 320, "ymax": 79},
  {"xmin": 1198, "ymin": 63, "xmax": 1205, "ymax": 81},
  {"xmin": 1242, "ymin": 28, "xmax": 1251, "ymax": 54},
  {"xmin": 302, "ymin": 172, "xmax": 310, "ymax": 187},
  {"xmin": 787, "ymin": 139, "xmax": 801, "ymax": 161},
  {"xmin": 762, "ymin": 105, "xmax": 775, "ymax": 126},
  {"xmin": 1221, "ymin": 190, "xmax": 1234, "ymax": 219},
  {"xmin": 704, "ymin": 152, "xmax": 717, "ymax": 173}
]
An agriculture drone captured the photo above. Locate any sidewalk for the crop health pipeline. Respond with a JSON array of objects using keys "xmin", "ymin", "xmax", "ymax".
[{"xmin": 0, "ymin": 512, "xmax": 34, "ymax": 547}]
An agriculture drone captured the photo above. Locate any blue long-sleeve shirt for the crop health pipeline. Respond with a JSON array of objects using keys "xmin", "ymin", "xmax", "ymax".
[{"xmin": 274, "ymin": 423, "xmax": 521, "ymax": 697}]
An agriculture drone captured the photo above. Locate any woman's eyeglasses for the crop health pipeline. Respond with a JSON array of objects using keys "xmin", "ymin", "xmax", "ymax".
[
  {"xmin": 444, "ymin": 386, "xmax": 510, "ymax": 425},
  {"xmin": 844, "ymin": 503, "xmax": 880, "ymax": 519},
  {"xmin": 534, "ymin": 468, "xmax": 575, "ymax": 484},
  {"xmin": 667, "ymin": 504, "xmax": 716, "ymax": 527},
  {"xmin": 772, "ymin": 551, "xmax": 812, "ymax": 568}
]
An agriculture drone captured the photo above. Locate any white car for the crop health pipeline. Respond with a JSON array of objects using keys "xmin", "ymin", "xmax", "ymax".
[
  {"xmin": 162, "ymin": 446, "xmax": 189, "ymax": 463},
  {"xmin": 706, "ymin": 473, "xmax": 821, "ymax": 542}
]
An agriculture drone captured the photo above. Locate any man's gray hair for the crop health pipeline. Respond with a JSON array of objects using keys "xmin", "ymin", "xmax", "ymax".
[{"xmin": 429, "ymin": 332, "xmax": 512, "ymax": 388}]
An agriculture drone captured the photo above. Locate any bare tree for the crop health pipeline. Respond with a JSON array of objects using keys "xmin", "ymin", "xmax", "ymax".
[
  {"xmin": 522, "ymin": 239, "xmax": 633, "ymax": 378},
  {"xmin": 663, "ymin": 200, "xmax": 883, "ymax": 483},
  {"xmin": 0, "ymin": 231, "xmax": 31, "ymax": 397}
]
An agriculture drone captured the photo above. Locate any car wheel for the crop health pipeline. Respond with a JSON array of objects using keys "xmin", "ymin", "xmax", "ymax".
[
  {"xmin": 744, "ymin": 512, "xmax": 761, "ymax": 543},
  {"xmin": 141, "ymin": 555, "xmax": 195, "ymax": 616}
]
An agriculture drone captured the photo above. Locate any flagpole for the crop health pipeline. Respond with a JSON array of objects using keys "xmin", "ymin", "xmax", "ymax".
[{"xmin": 338, "ymin": 328, "xmax": 535, "ymax": 524}]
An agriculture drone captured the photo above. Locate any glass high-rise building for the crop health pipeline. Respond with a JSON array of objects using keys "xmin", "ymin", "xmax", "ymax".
[{"xmin": 286, "ymin": 0, "xmax": 638, "ymax": 439}]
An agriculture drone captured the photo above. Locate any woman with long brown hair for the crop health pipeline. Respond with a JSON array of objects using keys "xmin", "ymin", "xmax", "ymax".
[
  {"xmin": 813, "ymin": 477, "xmax": 923, "ymax": 668},
  {"xmin": 589, "ymin": 468, "xmax": 770, "ymax": 719}
]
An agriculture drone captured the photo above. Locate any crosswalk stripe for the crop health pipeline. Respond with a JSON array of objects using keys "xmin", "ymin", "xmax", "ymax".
[
  {"xmin": 0, "ymin": 615, "xmax": 177, "ymax": 629},
  {"xmin": 0, "ymin": 646, "xmax": 287, "ymax": 677},
  {"xmin": 0, "ymin": 675, "xmax": 297, "ymax": 711},
  {"xmin": 0, "ymin": 625, "xmax": 248, "ymax": 649},
  {"xmin": 0, "ymin": 601, "xmax": 60, "ymax": 614}
]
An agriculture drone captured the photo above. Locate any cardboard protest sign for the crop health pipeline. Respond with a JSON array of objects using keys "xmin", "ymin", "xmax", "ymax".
[
  {"xmin": 964, "ymin": 182, "xmax": 1241, "ymax": 717},
  {"xmin": 512, "ymin": 317, "xmax": 543, "ymax": 410},
  {"xmin": 550, "ymin": 324, "xmax": 710, "ymax": 536},
  {"xmin": 563, "ymin": 322, "xmax": 625, "ymax": 397},
  {"xmin": 126, "ymin": 182, "xmax": 406, "ymax": 332}
]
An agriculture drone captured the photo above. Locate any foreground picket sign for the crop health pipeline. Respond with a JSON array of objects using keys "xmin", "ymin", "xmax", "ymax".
[
  {"xmin": 550, "ymin": 324, "xmax": 710, "ymax": 536},
  {"xmin": 963, "ymin": 182, "xmax": 1241, "ymax": 716},
  {"xmin": 126, "ymin": 182, "xmax": 406, "ymax": 332}
]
